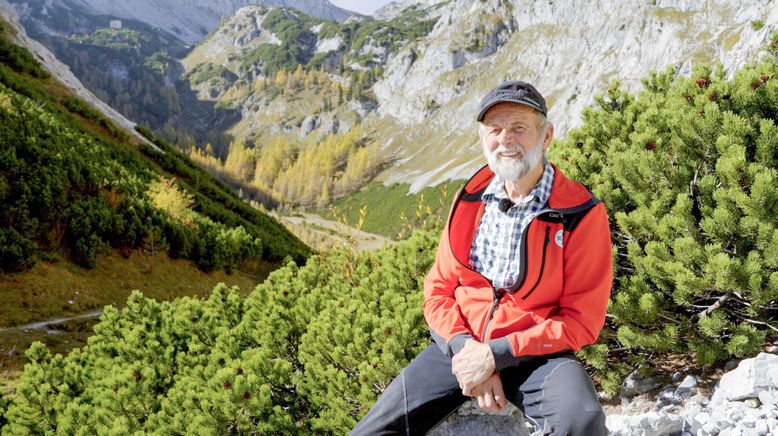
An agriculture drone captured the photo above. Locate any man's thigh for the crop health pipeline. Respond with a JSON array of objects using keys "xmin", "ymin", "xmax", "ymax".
[
  {"xmin": 500, "ymin": 352, "xmax": 606, "ymax": 435},
  {"xmin": 351, "ymin": 343, "xmax": 467, "ymax": 436}
]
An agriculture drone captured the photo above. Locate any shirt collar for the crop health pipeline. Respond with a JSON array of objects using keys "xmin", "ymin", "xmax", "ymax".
[{"xmin": 482, "ymin": 160, "xmax": 554, "ymax": 206}]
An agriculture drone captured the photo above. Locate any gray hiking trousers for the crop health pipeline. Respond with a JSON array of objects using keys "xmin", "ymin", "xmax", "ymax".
[{"xmin": 350, "ymin": 343, "xmax": 606, "ymax": 435}]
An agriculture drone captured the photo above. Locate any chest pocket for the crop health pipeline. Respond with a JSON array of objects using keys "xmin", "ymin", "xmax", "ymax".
[
  {"xmin": 519, "ymin": 205, "xmax": 597, "ymax": 302},
  {"xmin": 519, "ymin": 224, "xmax": 561, "ymax": 302}
]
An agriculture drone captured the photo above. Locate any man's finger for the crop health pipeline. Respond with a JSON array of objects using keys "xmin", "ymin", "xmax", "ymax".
[
  {"xmin": 492, "ymin": 378, "xmax": 507, "ymax": 408},
  {"xmin": 482, "ymin": 391, "xmax": 494, "ymax": 411},
  {"xmin": 460, "ymin": 380, "xmax": 470, "ymax": 395},
  {"xmin": 493, "ymin": 393, "xmax": 505, "ymax": 409}
]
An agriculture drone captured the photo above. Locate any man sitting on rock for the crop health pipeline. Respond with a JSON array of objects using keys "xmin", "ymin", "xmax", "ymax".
[{"xmin": 351, "ymin": 81, "xmax": 613, "ymax": 436}]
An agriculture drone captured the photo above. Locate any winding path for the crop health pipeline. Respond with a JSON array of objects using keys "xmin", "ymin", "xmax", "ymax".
[{"xmin": 0, "ymin": 309, "xmax": 104, "ymax": 335}]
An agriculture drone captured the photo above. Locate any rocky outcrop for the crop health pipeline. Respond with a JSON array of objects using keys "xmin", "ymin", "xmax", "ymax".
[
  {"xmin": 711, "ymin": 352, "xmax": 778, "ymax": 403},
  {"xmin": 608, "ymin": 352, "xmax": 778, "ymax": 436},
  {"xmin": 428, "ymin": 399, "xmax": 533, "ymax": 436}
]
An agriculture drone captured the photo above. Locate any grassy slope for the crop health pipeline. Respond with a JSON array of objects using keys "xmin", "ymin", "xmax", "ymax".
[
  {"xmin": 0, "ymin": 250, "xmax": 269, "ymax": 393},
  {"xmin": 0, "ymin": 16, "xmax": 308, "ymax": 262},
  {"xmin": 314, "ymin": 178, "xmax": 465, "ymax": 239},
  {"xmin": 0, "ymin": 249, "xmax": 271, "ymax": 329}
]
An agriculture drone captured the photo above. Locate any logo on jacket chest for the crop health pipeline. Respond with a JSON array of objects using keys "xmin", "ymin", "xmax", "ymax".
[{"xmin": 555, "ymin": 229, "xmax": 564, "ymax": 248}]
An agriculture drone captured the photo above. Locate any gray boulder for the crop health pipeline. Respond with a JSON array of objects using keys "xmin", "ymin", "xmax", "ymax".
[
  {"xmin": 674, "ymin": 375, "xmax": 699, "ymax": 400},
  {"xmin": 711, "ymin": 353, "xmax": 778, "ymax": 404},
  {"xmin": 300, "ymin": 115, "xmax": 320, "ymax": 136},
  {"xmin": 428, "ymin": 400, "xmax": 534, "ymax": 436},
  {"xmin": 621, "ymin": 370, "xmax": 665, "ymax": 399}
]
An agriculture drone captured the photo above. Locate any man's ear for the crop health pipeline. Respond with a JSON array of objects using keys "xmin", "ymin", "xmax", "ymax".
[{"xmin": 543, "ymin": 123, "xmax": 555, "ymax": 150}]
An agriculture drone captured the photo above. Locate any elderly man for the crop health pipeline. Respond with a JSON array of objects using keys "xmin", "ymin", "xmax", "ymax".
[{"xmin": 351, "ymin": 81, "xmax": 612, "ymax": 435}]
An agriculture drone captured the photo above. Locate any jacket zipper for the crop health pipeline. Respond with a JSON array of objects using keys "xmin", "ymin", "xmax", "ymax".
[
  {"xmin": 480, "ymin": 226, "xmax": 550, "ymax": 340},
  {"xmin": 521, "ymin": 226, "xmax": 551, "ymax": 300},
  {"xmin": 480, "ymin": 287, "xmax": 506, "ymax": 341}
]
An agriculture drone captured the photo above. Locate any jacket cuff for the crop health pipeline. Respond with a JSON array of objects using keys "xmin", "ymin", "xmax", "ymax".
[
  {"xmin": 431, "ymin": 330, "xmax": 474, "ymax": 357},
  {"xmin": 449, "ymin": 333, "xmax": 474, "ymax": 355},
  {"xmin": 488, "ymin": 337, "xmax": 515, "ymax": 371}
]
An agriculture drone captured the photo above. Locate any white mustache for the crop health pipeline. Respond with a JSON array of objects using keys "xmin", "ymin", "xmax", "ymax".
[{"xmin": 493, "ymin": 146, "xmax": 524, "ymax": 156}]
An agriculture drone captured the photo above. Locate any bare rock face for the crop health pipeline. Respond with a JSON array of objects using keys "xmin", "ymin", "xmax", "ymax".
[
  {"xmin": 300, "ymin": 115, "xmax": 320, "ymax": 136},
  {"xmin": 371, "ymin": 0, "xmax": 778, "ymax": 189}
]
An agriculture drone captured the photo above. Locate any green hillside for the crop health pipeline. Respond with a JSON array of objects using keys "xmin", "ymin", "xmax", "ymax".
[
  {"xmin": 317, "ymin": 178, "xmax": 464, "ymax": 239},
  {"xmin": 0, "ymin": 19, "xmax": 309, "ymax": 276},
  {"xmin": 17, "ymin": 0, "xmax": 238, "ymax": 150}
]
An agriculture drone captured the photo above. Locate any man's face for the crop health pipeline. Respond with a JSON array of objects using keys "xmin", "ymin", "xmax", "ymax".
[{"xmin": 480, "ymin": 102, "xmax": 552, "ymax": 182}]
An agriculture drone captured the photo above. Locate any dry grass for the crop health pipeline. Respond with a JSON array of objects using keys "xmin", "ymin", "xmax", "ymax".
[
  {"xmin": 0, "ymin": 249, "xmax": 264, "ymax": 328},
  {"xmin": 0, "ymin": 248, "xmax": 275, "ymax": 391}
]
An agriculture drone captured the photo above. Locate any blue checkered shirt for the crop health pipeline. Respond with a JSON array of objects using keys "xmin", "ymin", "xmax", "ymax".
[{"xmin": 469, "ymin": 162, "xmax": 555, "ymax": 289}]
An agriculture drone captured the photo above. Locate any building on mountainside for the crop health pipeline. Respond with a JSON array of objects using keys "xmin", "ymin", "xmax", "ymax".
[{"xmin": 109, "ymin": 20, "xmax": 122, "ymax": 29}]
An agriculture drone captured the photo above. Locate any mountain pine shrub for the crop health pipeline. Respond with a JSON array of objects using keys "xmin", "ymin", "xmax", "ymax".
[
  {"xmin": 1, "ymin": 229, "xmax": 438, "ymax": 434},
  {"xmin": 0, "ymin": 392, "xmax": 7, "ymax": 428},
  {"xmin": 553, "ymin": 32, "xmax": 778, "ymax": 392}
]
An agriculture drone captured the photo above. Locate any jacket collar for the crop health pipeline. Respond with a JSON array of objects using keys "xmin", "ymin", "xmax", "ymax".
[{"xmin": 460, "ymin": 162, "xmax": 594, "ymax": 211}]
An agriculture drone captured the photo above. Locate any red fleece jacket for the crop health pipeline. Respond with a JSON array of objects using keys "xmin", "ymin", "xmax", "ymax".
[{"xmin": 422, "ymin": 163, "xmax": 613, "ymax": 370}]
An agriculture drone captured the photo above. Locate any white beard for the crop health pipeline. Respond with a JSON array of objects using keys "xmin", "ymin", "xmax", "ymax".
[{"xmin": 484, "ymin": 135, "xmax": 545, "ymax": 181}]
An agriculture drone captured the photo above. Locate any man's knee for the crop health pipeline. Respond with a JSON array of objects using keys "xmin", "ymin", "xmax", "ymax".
[
  {"xmin": 560, "ymin": 406, "xmax": 606, "ymax": 435},
  {"xmin": 517, "ymin": 356, "xmax": 606, "ymax": 435},
  {"xmin": 539, "ymin": 395, "xmax": 605, "ymax": 435},
  {"xmin": 351, "ymin": 344, "xmax": 466, "ymax": 435}
]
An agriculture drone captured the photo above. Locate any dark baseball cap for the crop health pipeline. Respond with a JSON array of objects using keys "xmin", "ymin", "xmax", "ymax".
[{"xmin": 476, "ymin": 80, "xmax": 547, "ymax": 121}]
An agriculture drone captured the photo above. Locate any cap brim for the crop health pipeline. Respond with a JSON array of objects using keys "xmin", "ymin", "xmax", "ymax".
[{"xmin": 476, "ymin": 98, "xmax": 546, "ymax": 122}]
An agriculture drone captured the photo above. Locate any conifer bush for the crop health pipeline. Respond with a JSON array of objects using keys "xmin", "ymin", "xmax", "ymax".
[
  {"xmin": 1, "ymin": 230, "xmax": 438, "ymax": 434},
  {"xmin": 553, "ymin": 33, "xmax": 778, "ymax": 391},
  {"xmin": 0, "ymin": 393, "xmax": 7, "ymax": 428},
  {"xmin": 0, "ymin": 227, "xmax": 37, "ymax": 271}
]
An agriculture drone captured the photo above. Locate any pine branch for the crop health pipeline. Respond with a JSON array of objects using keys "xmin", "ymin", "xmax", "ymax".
[
  {"xmin": 696, "ymin": 293, "xmax": 730, "ymax": 318},
  {"xmin": 738, "ymin": 317, "xmax": 778, "ymax": 333},
  {"xmin": 657, "ymin": 312, "xmax": 680, "ymax": 324},
  {"xmin": 718, "ymin": 305, "xmax": 778, "ymax": 332}
]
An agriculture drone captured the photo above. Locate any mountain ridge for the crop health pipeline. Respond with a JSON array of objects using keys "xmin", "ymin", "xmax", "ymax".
[
  {"xmin": 55, "ymin": 0, "xmax": 358, "ymax": 45},
  {"xmin": 0, "ymin": 0, "xmax": 159, "ymax": 149},
  {"xmin": 6, "ymin": 0, "xmax": 777, "ymax": 196}
]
